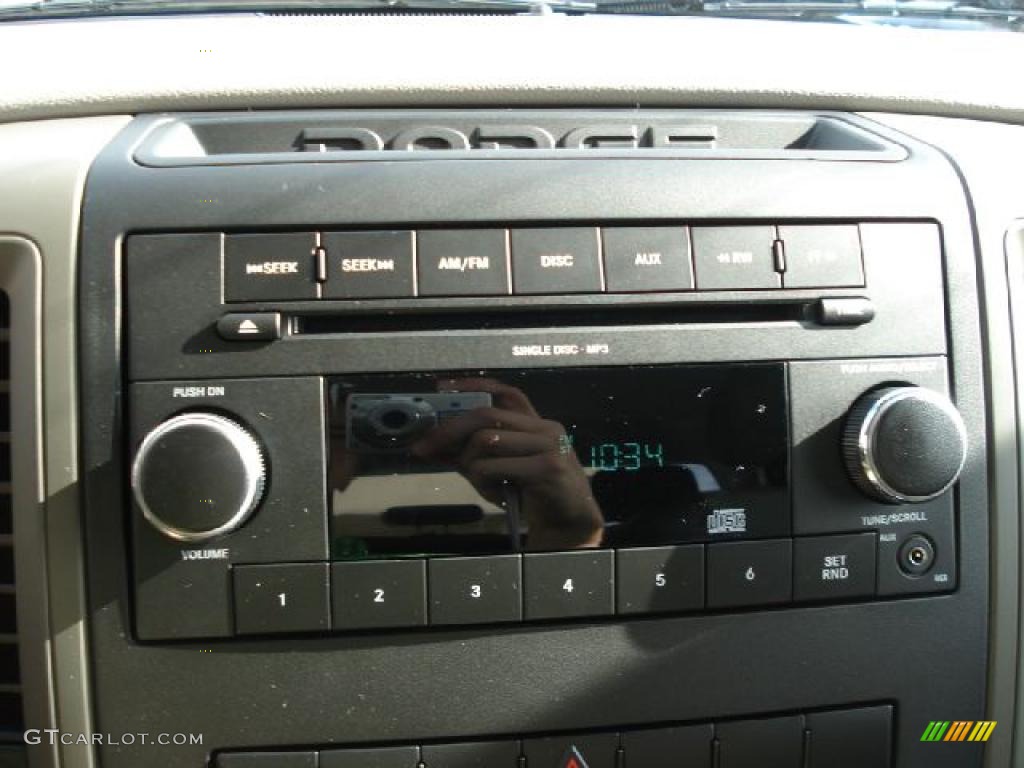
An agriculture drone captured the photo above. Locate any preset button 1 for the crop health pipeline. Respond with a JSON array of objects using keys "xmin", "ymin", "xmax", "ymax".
[{"xmin": 233, "ymin": 563, "xmax": 330, "ymax": 635}]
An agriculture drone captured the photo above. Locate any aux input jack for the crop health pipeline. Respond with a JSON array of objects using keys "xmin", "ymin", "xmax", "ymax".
[{"xmin": 898, "ymin": 534, "xmax": 936, "ymax": 577}]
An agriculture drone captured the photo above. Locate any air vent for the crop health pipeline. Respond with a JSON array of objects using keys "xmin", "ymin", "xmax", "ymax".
[
  {"xmin": 0, "ymin": 291, "xmax": 22, "ymax": 751},
  {"xmin": 134, "ymin": 110, "xmax": 907, "ymax": 167}
]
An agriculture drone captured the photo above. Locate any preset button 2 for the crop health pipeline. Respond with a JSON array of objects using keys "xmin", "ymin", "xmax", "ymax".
[{"xmin": 332, "ymin": 560, "xmax": 427, "ymax": 630}]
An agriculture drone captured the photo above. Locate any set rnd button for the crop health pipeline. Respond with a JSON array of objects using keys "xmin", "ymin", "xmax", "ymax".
[{"xmin": 793, "ymin": 533, "xmax": 877, "ymax": 602}]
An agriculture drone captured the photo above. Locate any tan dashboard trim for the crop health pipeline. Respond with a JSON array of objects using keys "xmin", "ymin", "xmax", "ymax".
[
  {"xmin": 0, "ymin": 116, "xmax": 132, "ymax": 768},
  {"xmin": 1, "ymin": 15, "xmax": 1024, "ymax": 124}
]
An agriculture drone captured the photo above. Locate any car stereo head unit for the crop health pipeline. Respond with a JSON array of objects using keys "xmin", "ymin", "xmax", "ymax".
[{"xmin": 121, "ymin": 215, "xmax": 970, "ymax": 641}]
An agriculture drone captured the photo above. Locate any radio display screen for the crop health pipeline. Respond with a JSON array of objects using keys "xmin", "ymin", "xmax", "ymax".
[{"xmin": 328, "ymin": 364, "xmax": 789, "ymax": 558}]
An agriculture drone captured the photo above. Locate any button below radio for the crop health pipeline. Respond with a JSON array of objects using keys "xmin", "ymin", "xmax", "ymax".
[
  {"xmin": 417, "ymin": 229, "xmax": 511, "ymax": 297},
  {"xmin": 522, "ymin": 733, "xmax": 617, "ymax": 768},
  {"xmin": 420, "ymin": 741, "xmax": 521, "ymax": 768},
  {"xmin": 523, "ymin": 550, "xmax": 614, "ymax": 621},
  {"xmin": 320, "ymin": 746, "xmax": 420, "ymax": 768},
  {"xmin": 224, "ymin": 233, "xmax": 318, "ymax": 302},
  {"xmin": 331, "ymin": 560, "xmax": 427, "ymax": 630},
  {"xmin": 793, "ymin": 533, "xmax": 876, "ymax": 602},
  {"xmin": 216, "ymin": 312, "xmax": 281, "ymax": 341},
  {"xmin": 428, "ymin": 555, "xmax": 522, "ymax": 626},
  {"xmin": 323, "ymin": 231, "xmax": 416, "ymax": 299},
  {"xmin": 602, "ymin": 226, "xmax": 694, "ymax": 292},
  {"xmin": 706, "ymin": 540, "xmax": 792, "ymax": 609},
  {"xmin": 716, "ymin": 716, "xmax": 804, "ymax": 768},
  {"xmin": 620, "ymin": 725, "xmax": 713, "ymax": 768},
  {"xmin": 511, "ymin": 228, "xmax": 603, "ymax": 295},
  {"xmin": 233, "ymin": 563, "xmax": 330, "ymax": 636},
  {"xmin": 691, "ymin": 226, "xmax": 779, "ymax": 290},
  {"xmin": 805, "ymin": 706, "xmax": 893, "ymax": 768},
  {"xmin": 217, "ymin": 752, "xmax": 317, "ymax": 768}
]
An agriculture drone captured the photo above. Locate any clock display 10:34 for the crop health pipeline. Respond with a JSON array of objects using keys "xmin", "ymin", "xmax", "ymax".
[{"xmin": 582, "ymin": 441, "xmax": 666, "ymax": 472}]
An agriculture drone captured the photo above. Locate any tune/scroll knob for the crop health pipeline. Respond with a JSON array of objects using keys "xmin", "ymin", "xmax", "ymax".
[
  {"xmin": 131, "ymin": 412, "xmax": 266, "ymax": 542},
  {"xmin": 842, "ymin": 386, "xmax": 967, "ymax": 504}
]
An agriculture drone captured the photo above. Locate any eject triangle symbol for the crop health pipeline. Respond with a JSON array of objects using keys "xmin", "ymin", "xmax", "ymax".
[{"xmin": 560, "ymin": 745, "xmax": 589, "ymax": 768}]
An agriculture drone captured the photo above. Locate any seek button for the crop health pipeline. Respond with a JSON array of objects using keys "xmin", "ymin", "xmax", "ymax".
[
  {"xmin": 224, "ymin": 233, "xmax": 318, "ymax": 302},
  {"xmin": 323, "ymin": 231, "xmax": 415, "ymax": 299}
]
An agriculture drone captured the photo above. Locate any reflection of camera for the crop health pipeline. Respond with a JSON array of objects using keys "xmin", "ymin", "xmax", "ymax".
[{"xmin": 346, "ymin": 392, "xmax": 493, "ymax": 453}]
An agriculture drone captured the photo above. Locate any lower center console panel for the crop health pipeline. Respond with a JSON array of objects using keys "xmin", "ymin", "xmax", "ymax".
[
  {"xmin": 77, "ymin": 111, "xmax": 989, "ymax": 768},
  {"xmin": 216, "ymin": 705, "xmax": 893, "ymax": 768}
]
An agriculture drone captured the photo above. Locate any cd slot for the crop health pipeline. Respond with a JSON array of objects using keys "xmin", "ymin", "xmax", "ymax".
[{"xmin": 294, "ymin": 301, "xmax": 811, "ymax": 335}]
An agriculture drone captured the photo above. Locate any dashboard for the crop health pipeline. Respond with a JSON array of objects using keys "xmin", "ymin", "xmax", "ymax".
[{"xmin": 1, "ymin": 14, "xmax": 1024, "ymax": 768}]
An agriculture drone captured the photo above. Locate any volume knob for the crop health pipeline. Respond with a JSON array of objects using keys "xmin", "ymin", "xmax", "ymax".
[
  {"xmin": 842, "ymin": 386, "xmax": 967, "ymax": 504},
  {"xmin": 132, "ymin": 412, "xmax": 266, "ymax": 542}
]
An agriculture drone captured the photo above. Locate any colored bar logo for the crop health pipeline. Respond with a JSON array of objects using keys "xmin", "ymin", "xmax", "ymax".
[{"xmin": 921, "ymin": 721, "xmax": 997, "ymax": 742}]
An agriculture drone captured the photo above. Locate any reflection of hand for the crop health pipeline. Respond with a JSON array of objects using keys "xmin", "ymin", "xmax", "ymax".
[{"xmin": 412, "ymin": 378, "xmax": 604, "ymax": 550}]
